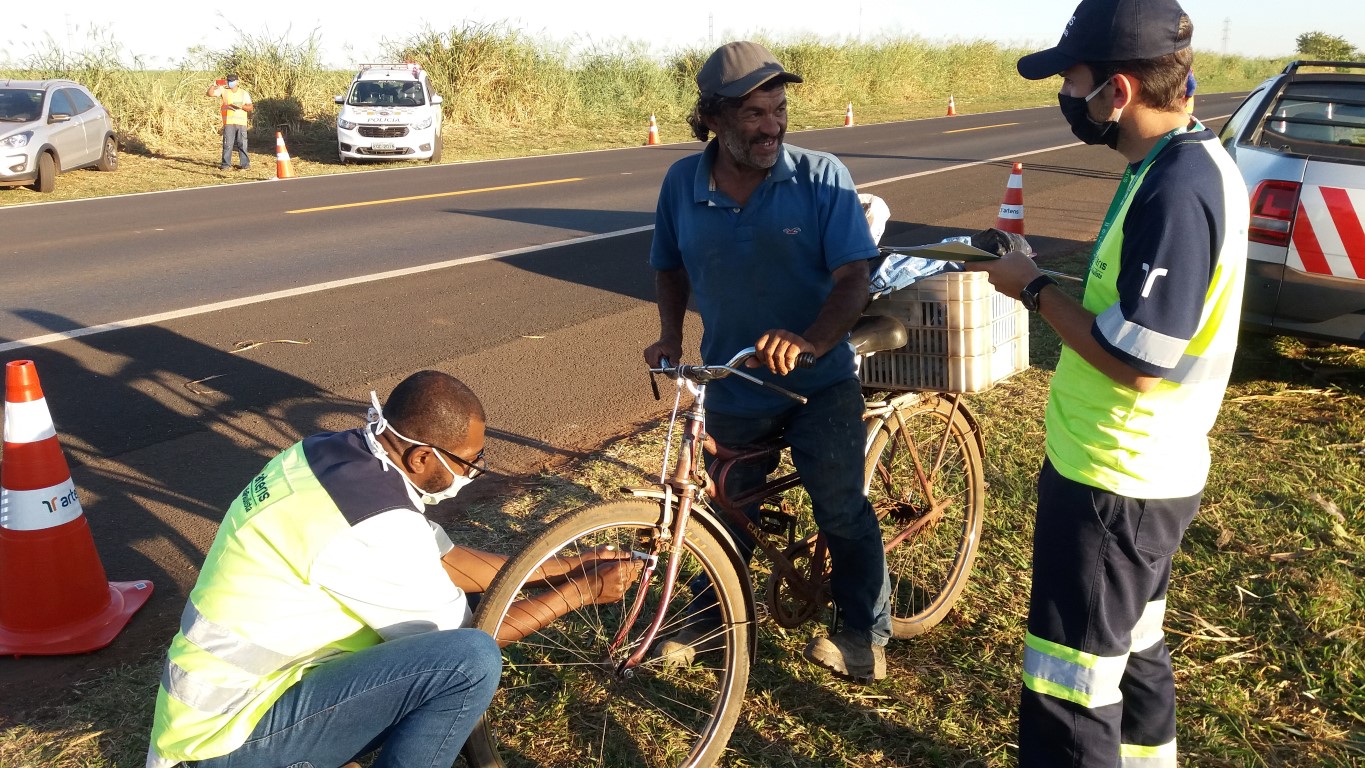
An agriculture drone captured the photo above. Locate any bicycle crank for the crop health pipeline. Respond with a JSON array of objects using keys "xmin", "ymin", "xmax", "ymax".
[{"xmin": 764, "ymin": 535, "xmax": 830, "ymax": 629}]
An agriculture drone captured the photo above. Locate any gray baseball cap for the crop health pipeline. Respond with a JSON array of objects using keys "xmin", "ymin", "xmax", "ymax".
[{"xmin": 696, "ymin": 41, "xmax": 803, "ymax": 99}]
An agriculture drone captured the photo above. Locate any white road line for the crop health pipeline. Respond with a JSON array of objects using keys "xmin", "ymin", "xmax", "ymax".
[
  {"xmin": 2, "ymin": 115, "xmax": 1235, "ymax": 353},
  {"xmin": 0, "ymin": 227, "xmax": 653, "ymax": 353}
]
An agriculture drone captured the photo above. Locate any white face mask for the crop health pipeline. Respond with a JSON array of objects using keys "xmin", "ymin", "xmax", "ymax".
[{"xmin": 363, "ymin": 391, "xmax": 475, "ymax": 507}]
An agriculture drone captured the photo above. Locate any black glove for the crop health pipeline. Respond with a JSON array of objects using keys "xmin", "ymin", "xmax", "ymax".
[{"xmin": 970, "ymin": 228, "xmax": 1033, "ymax": 258}]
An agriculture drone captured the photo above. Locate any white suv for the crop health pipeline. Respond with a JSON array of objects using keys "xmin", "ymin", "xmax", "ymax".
[{"xmin": 334, "ymin": 63, "xmax": 443, "ymax": 164}]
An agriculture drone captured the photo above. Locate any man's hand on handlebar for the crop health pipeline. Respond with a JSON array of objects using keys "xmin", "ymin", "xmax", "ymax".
[
  {"xmin": 644, "ymin": 339, "xmax": 682, "ymax": 369},
  {"xmin": 751, "ymin": 329, "xmax": 816, "ymax": 376}
]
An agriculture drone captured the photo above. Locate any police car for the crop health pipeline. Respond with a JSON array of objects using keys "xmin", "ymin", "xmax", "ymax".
[
  {"xmin": 334, "ymin": 63, "xmax": 443, "ymax": 164},
  {"xmin": 1219, "ymin": 60, "xmax": 1365, "ymax": 346}
]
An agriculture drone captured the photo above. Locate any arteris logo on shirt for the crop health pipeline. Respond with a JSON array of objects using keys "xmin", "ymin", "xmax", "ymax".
[{"xmin": 783, "ymin": 227, "xmax": 802, "ymax": 235}]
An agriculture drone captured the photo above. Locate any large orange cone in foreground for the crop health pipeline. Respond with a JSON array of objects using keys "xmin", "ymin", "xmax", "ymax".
[
  {"xmin": 646, "ymin": 115, "xmax": 661, "ymax": 146},
  {"xmin": 994, "ymin": 162, "xmax": 1025, "ymax": 235},
  {"xmin": 274, "ymin": 132, "xmax": 296, "ymax": 179},
  {"xmin": 0, "ymin": 360, "xmax": 152, "ymax": 656}
]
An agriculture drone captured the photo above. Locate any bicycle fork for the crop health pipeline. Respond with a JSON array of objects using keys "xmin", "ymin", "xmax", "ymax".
[{"xmin": 612, "ymin": 406, "xmax": 709, "ymax": 675}]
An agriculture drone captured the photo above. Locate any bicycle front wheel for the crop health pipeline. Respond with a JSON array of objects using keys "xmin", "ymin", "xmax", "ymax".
[
  {"xmin": 865, "ymin": 393, "xmax": 985, "ymax": 638},
  {"xmin": 465, "ymin": 499, "xmax": 752, "ymax": 768}
]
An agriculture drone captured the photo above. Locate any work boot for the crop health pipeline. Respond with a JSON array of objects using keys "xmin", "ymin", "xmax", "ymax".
[{"xmin": 803, "ymin": 629, "xmax": 887, "ymax": 684}]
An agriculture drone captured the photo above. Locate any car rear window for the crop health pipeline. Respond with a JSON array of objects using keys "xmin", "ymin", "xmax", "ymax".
[{"xmin": 1255, "ymin": 80, "xmax": 1365, "ymax": 160}]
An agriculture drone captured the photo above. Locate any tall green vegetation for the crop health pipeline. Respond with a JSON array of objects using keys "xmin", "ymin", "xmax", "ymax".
[{"xmin": 1, "ymin": 24, "xmax": 1287, "ymax": 160}]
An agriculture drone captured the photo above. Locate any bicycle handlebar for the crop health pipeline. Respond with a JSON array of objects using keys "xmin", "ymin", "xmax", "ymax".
[{"xmin": 649, "ymin": 347, "xmax": 814, "ymax": 404}]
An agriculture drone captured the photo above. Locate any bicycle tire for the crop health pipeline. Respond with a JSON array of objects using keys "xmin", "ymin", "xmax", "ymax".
[
  {"xmin": 463, "ymin": 499, "xmax": 752, "ymax": 768},
  {"xmin": 865, "ymin": 394, "xmax": 985, "ymax": 638}
]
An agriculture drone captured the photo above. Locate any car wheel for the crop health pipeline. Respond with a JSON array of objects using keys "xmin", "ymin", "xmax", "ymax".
[
  {"xmin": 97, "ymin": 135, "xmax": 118, "ymax": 171},
  {"xmin": 29, "ymin": 152, "xmax": 56, "ymax": 193},
  {"xmin": 428, "ymin": 134, "xmax": 442, "ymax": 163}
]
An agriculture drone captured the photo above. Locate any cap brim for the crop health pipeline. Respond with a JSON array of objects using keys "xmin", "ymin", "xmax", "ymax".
[
  {"xmin": 1016, "ymin": 47, "xmax": 1077, "ymax": 80},
  {"xmin": 716, "ymin": 70, "xmax": 803, "ymax": 98}
]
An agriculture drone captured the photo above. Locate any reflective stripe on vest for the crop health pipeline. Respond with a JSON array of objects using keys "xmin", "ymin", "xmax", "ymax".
[
  {"xmin": 1045, "ymin": 128, "xmax": 1249, "ymax": 498},
  {"xmin": 1120, "ymin": 738, "xmax": 1178, "ymax": 767},
  {"xmin": 180, "ymin": 601, "xmax": 295, "ymax": 676},
  {"xmin": 1022, "ymin": 632, "xmax": 1127, "ymax": 709},
  {"xmin": 1131, "ymin": 599, "xmax": 1167, "ymax": 654}
]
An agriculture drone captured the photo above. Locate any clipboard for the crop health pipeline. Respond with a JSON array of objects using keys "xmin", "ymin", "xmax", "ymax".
[{"xmin": 878, "ymin": 241, "xmax": 1001, "ymax": 262}]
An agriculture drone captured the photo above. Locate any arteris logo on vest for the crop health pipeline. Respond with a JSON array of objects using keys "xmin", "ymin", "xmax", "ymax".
[{"xmin": 42, "ymin": 489, "xmax": 79, "ymax": 514}]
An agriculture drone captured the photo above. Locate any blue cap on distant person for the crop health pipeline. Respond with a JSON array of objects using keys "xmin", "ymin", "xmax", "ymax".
[
  {"xmin": 1016, "ymin": 0, "xmax": 1190, "ymax": 80},
  {"xmin": 696, "ymin": 41, "xmax": 803, "ymax": 99}
]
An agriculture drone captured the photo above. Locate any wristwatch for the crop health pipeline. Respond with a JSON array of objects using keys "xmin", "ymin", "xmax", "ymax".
[{"xmin": 1020, "ymin": 275, "xmax": 1058, "ymax": 312}]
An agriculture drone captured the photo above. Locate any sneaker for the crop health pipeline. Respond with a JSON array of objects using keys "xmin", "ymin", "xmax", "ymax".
[
  {"xmin": 802, "ymin": 630, "xmax": 887, "ymax": 684},
  {"xmin": 218, "ymin": 164, "xmax": 230, "ymax": 171},
  {"xmin": 652, "ymin": 623, "xmax": 724, "ymax": 668}
]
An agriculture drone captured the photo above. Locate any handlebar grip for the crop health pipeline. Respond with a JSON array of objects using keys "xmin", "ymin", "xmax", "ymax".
[{"xmin": 795, "ymin": 352, "xmax": 816, "ymax": 369}]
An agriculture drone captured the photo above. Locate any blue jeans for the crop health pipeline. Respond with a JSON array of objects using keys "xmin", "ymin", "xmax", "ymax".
[
  {"xmin": 187, "ymin": 629, "xmax": 501, "ymax": 768},
  {"xmin": 221, "ymin": 125, "xmax": 249, "ymax": 168},
  {"xmin": 692, "ymin": 376, "xmax": 892, "ymax": 645}
]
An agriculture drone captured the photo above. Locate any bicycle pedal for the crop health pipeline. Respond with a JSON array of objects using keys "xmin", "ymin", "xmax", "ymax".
[{"xmin": 757, "ymin": 507, "xmax": 796, "ymax": 535}]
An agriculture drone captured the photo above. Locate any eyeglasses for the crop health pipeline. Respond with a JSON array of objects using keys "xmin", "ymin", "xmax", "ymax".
[{"xmin": 430, "ymin": 445, "xmax": 487, "ymax": 480}]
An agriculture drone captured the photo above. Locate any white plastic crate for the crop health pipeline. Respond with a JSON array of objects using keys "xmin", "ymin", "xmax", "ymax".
[{"xmin": 859, "ymin": 270, "xmax": 1029, "ymax": 393}]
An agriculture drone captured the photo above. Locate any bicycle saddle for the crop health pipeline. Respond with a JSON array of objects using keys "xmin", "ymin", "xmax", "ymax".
[{"xmin": 849, "ymin": 315, "xmax": 908, "ymax": 356}]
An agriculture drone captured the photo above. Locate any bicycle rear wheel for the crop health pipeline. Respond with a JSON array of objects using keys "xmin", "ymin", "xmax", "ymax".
[
  {"xmin": 464, "ymin": 499, "xmax": 752, "ymax": 768},
  {"xmin": 864, "ymin": 393, "xmax": 985, "ymax": 638}
]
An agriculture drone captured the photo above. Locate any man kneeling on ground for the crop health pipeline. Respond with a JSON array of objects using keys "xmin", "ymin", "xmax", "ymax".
[{"xmin": 146, "ymin": 370, "xmax": 637, "ymax": 768}]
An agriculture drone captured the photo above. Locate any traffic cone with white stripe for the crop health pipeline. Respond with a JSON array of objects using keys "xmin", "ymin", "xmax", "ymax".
[
  {"xmin": 844, "ymin": 103, "xmax": 854, "ymax": 127},
  {"xmin": 0, "ymin": 360, "xmax": 152, "ymax": 656},
  {"xmin": 646, "ymin": 114, "xmax": 661, "ymax": 146},
  {"xmin": 994, "ymin": 162, "xmax": 1025, "ymax": 235},
  {"xmin": 274, "ymin": 132, "xmax": 296, "ymax": 179},
  {"xmin": 947, "ymin": 95, "xmax": 958, "ymax": 116}
]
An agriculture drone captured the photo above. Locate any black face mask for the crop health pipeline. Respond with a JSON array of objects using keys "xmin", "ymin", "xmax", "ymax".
[{"xmin": 1058, "ymin": 89, "xmax": 1120, "ymax": 149}]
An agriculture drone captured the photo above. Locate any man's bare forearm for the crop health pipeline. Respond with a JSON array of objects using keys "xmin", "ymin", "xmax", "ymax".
[
  {"xmin": 656, "ymin": 268, "xmax": 690, "ymax": 346},
  {"xmin": 802, "ymin": 260, "xmax": 871, "ymax": 356}
]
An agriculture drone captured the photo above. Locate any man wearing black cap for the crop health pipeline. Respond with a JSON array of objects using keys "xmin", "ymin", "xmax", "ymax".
[
  {"xmin": 965, "ymin": 0, "xmax": 1248, "ymax": 765},
  {"xmin": 643, "ymin": 41, "xmax": 892, "ymax": 683}
]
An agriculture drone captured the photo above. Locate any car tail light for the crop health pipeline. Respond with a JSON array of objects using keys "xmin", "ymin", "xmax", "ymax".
[{"xmin": 1248, "ymin": 179, "xmax": 1302, "ymax": 247}]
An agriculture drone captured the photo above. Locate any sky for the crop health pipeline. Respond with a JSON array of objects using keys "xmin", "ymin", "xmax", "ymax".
[{"xmin": 1, "ymin": 0, "xmax": 1356, "ymax": 69}]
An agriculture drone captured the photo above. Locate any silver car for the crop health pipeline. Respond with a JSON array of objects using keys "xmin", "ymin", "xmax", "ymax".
[{"xmin": 0, "ymin": 79, "xmax": 118, "ymax": 193}]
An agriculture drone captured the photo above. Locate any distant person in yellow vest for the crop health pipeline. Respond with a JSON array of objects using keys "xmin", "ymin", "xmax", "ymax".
[
  {"xmin": 146, "ymin": 370, "xmax": 640, "ymax": 768},
  {"xmin": 205, "ymin": 74, "xmax": 253, "ymax": 171},
  {"xmin": 968, "ymin": 0, "xmax": 1248, "ymax": 766}
]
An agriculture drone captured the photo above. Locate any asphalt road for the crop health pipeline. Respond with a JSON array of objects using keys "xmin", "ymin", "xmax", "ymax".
[{"xmin": 0, "ymin": 94, "xmax": 1245, "ymax": 705}]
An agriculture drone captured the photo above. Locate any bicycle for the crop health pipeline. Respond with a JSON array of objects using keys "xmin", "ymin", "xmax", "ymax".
[{"xmin": 463, "ymin": 314, "xmax": 987, "ymax": 768}]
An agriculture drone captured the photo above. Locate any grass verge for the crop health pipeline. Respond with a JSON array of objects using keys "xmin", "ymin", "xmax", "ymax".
[{"xmin": 2, "ymin": 247, "xmax": 1361, "ymax": 766}]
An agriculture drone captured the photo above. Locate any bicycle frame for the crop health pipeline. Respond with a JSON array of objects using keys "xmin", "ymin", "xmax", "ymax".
[{"xmin": 613, "ymin": 352, "xmax": 967, "ymax": 673}]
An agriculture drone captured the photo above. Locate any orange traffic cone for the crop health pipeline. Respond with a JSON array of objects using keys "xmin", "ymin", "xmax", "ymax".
[
  {"xmin": 274, "ymin": 132, "xmax": 296, "ymax": 179},
  {"xmin": 844, "ymin": 103, "xmax": 854, "ymax": 127},
  {"xmin": 946, "ymin": 95, "xmax": 958, "ymax": 117},
  {"xmin": 646, "ymin": 115, "xmax": 660, "ymax": 146},
  {"xmin": 0, "ymin": 361, "xmax": 152, "ymax": 656},
  {"xmin": 994, "ymin": 162, "xmax": 1025, "ymax": 235}
]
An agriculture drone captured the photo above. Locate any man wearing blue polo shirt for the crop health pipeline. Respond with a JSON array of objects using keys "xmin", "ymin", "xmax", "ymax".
[{"xmin": 643, "ymin": 40, "xmax": 891, "ymax": 683}]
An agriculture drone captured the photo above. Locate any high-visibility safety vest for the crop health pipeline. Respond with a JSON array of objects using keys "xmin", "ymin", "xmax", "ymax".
[
  {"xmin": 214, "ymin": 86, "xmax": 251, "ymax": 127},
  {"xmin": 146, "ymin": 431, "xmax": 411, "ymax": 767},
  {"xmin": 1045, "ymin": 126, "xmax": 1249, "ymax": 499}
]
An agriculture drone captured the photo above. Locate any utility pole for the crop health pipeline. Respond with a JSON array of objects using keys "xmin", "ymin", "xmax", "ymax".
[
  {"xmin": 708, "ymin": 12, "xmax": 713, "ymax": 48},
  {"xmin": 1222, "ymin": 17, "xmax": 1231, "ymax": 55}
]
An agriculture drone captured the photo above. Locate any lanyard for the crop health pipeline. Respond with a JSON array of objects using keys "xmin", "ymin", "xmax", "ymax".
[{"xmin": 1084, "ymin": 122, "xmax": 1202, "ymax": 289}]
